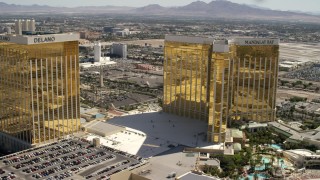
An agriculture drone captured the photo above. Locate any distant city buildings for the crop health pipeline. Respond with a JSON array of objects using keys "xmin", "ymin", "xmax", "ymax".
[
  {"xmin": 163, "ymin": 35, "xmax": 280, "ymax": 143},
  {"xmin": 79, "ymin": 41, "xmax": 116, "ymax": 69},
  {"xmin": 3, "ymin": 27, "xmax": 11, "ymax": 34},
  {"xmin": 0, "ymin": 32, "xmax": 80, "ymax": 153},
  {"xmin": 103, "ymin": 26, "xmax": 114, "ymax": 33},
  {"xmin": 94, "ymin": 41, "xmax": 103, "ymax": 62},
  {"xmin": 111, "ymin": 43, "xmax": 127, "ymax": 59},
  {"xmin": 79, "ymin": 31, "xmax": 102, "ymax": 39},
  {"xmin": 15, "ymin": 19, "xmax": 36, "ymax": 35}
]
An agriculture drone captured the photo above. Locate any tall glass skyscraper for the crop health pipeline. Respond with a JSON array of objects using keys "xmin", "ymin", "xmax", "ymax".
[
  {"xmin": 0, "ymin": 33, "xmax": 80, "ymax": 152},
  {"xmin": 229, "ymin": 38, "xmax": 279, "ymax": 126},
  {"xmin": 164, "ymin": 35, "xmax": 279, "ymax": 143}
]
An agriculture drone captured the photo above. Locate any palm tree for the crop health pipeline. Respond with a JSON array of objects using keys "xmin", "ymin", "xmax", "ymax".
[
  {"xmin": 250, "ymin": 159, "xmax": 256, "ymax": 170},
  {"xmin": 271, "ymin": 154, "xmax": 275, "ymax": 166},
  {"xmin": 280, "ymin": 159, "xmax": 284, "ymax": 168}
]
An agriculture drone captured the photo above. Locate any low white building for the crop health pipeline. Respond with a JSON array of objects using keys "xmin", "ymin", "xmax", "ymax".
[
  {"xmin": 83, "ymin": 121, "xmax": 125, "ymax": 137},
  {"xmin": 283, "ymin": 149, "xmax": 320, "ymax": 168}
]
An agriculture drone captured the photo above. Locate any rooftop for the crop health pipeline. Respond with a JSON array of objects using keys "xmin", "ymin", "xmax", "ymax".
[
  {"xmin": 108, "ymin": 112, "xmax": 211, "ymax": 148},
  {"xmin": 80, "ymin": 61, "xmax": 117, "ymax": 69},
  {"xmin": 231, "ymin": 129, "xmax": 244, "ymax": 139},
  {"xmin": 178, "ymin": 172, "xmax": 220, "ymax": 180},
  {"xmin": 247, "ymin": 123, "xmax": 268, "ymax": 129},
  {"xmin": 141, "ymin": 146, "xmax": 198, "ymax": 179},
  {"xmin": 0, "ymin": 33, "xmax": 79, "ymax": 45},
  {"xmin": 268, "ymin": 122, "xmax": 308, "ymax": 141},
  {"xmin": 269, "ymin": 121, "xmax": 320, "ymax": 143},
  {"xmin": 233, "ymin": 143, "xmax": 242, "ymax": 151},
  {"xmin": 83, "ymin": 121, "xmax": 125, "ymax": 136},
  {"xmin": 83, "ymin": 112, "xmax": 212, "ymax": 158},
  {"xmin": 289, "ymin": 149, "xmax": 316, "ymax": 156}
]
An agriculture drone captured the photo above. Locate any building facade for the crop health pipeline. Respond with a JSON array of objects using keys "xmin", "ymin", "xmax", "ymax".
[
  {"xmin": 111, "ymin": 43, "xmax": 127, "ymax": 58},
  {"xmin": 0, "ymin": 33, "xmax": 80, "ymax": 152},
  {"xmin": 163, "ymin": 35, "xmax": 279, "ymax": 143},
  {"xmin": 229, "ymin": 38, "xmax": 279, "ymax": 124}
]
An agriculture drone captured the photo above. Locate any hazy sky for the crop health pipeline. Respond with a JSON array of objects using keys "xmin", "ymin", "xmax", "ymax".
[{"xmin": 2, "ymin": 0, "xmax": 320, "ymax": 12}]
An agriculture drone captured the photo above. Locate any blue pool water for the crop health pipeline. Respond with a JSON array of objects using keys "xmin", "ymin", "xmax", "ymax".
[
  {"xmin": 240, "ymin": 174, "xmax": 269, "ymax": 180},
  {"xmin": 262, "ymin": 157, "xmax": 270, "ymax": 163},
  {"xmin": 255, "ymin": 166, "xmax": 265, "ymax": 171},
  {"xmin": 278, "ymin": 158, "xmax": 287, "ymax": 169},
  {"xmin": 255, "ymin": 157, "xmax": 270, "ymax": 171},
  {"xmin": 270, "ymin": 144, "xmax": 282, "ymax": 150},
  {"xmin": 255, "ymin": 157, "xmax": 287, "ymax": 171}
]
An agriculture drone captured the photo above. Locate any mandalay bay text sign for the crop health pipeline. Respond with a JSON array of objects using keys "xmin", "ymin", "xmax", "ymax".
[
  {"xmin": 244, "ymin": 39, "xmax": 275, "ymax": 45},
  {"xmin": 233, "ymin": 38, "xmax": 280, "ymax": 46}
]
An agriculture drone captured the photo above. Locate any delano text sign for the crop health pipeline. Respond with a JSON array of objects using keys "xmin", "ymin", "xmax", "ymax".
[
  {"xmin": 0, "ymin": 34, "xmax": 79, "ymax": 45},
  {"xmin": 33, "ymin": 37, "xmax": 55, "ymax": 43}
]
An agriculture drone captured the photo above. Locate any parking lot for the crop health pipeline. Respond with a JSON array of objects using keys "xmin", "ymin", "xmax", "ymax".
[
  {"xmin": 0, "ymin": 139, "xmax": 145, "ymax": 180},
  {"xmin": 283, "ymin": 64, "xmax": 320, "ymax": 82}
]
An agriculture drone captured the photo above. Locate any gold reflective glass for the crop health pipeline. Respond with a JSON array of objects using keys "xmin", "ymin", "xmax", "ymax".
[
  {"xmin": 0, "ymin": 41, "xmax": 80, "ymax": 144},
  {"xmin": 164, "ymin": 39, "xmax": 279, "ymax": 143}
]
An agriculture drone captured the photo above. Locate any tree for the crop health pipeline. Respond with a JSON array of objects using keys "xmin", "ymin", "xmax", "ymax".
[
  {"xmin": 250, "ymin": 159, "xmax": 256, "ymax": 170},
  {"xmin": 157, "ymin": 98, "xmax": 163, "ymax": 107},
  {"xmin": 256, "ymin": 146, "xmax": 261, "ymax": 153},
  {"xmin": 210, "ymin": 166, "xmax": 220, "ymax": 176},
  {"xmin": 265, "ymin": 162, "xmax": 271, "ymax": 170},
  {"xmin": 271, "ymin": 154, "xmax": 275, "ymax": 165},
  {"xmin": 289, "ymin": 106, "xmax": 295, "ymax": 118},
  {"xmin": 289, "ymin": 96, "xmax": 306, "ymax": 102},
  {"xmin": 203, "ymin": 164, "xmax": 209, "ymax": 174},
  {"xmin": 256, "ymin": 155, "xmax": 262, "ymax": 166}
]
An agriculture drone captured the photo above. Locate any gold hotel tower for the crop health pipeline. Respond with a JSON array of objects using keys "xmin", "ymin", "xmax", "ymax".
[
  {"xmin": 164, "ymin": 35, "xmax": 279, "ymax": 143},
  {"xmin": 0, "ymin": 33, "xmax": 80, "ymax": 152}
]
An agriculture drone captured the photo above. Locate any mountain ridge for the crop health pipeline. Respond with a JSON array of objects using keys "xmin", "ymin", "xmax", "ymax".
[{"xmin": 0, "ymin": 1, "xmax": 319, "ymax": 23}]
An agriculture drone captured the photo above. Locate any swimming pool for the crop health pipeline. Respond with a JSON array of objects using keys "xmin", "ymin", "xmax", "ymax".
[
  {"xmin": 262, "ymin": 157, "xmax": 270, "ymax": 163},
  {"xmin": 278, "ymin": 158, "xmax": 287, "ymax": 169},
  {"xmin": 270, "ymin": 144, "xmax": 282, "ymax": 150},
  {"xmin": 255, "ymin": 165, "xmax": 265, "ymax": 171},
  {"xmin": 255, "ymin": 157, "xmax": 270, "ymax": 171},
  {"xmin": 240, "ymin": 173, "xmax": 269, "ymax": 180}
]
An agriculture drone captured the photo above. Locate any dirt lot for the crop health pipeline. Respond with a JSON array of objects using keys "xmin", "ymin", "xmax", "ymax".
[
  {"xmin": 277, "ymin": 89, "xmax": 320, "ymax": 103},
  {"xmin": 120, "ymin": 39, "xmax": 164, "ymax": 47}
]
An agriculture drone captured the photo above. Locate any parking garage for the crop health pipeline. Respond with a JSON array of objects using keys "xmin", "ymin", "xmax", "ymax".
[{"xmin": 0, "ymin": 139, "xmax": 145, "ymax": 180}]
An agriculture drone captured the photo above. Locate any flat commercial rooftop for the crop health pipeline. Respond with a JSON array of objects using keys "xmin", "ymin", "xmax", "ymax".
[
  {"xmin": 80, "ymin": 61, "xmax": 117, "ymax": 69},
  {"xmin": 0, "ymin": 139, "xmax": 144, "ymax": 180},
  {"xmin": 108, "ymin": 112, "xmax": 210, "ymax": 148},
  {"xmin": 83, "ymin": 121, "xmax": 125, "ymax": 137},
  {"xmin": 178, "ymin": 172, "xmax": 220, "ymax": 180},
  {"xmin": 84, "ymin": 112, "xmax": 212, "ymax": 158},
  {"xmin": 142, "ymin": 146, "xmax": 198, "ymax": 179},
  {"xmin": 137, "ymin": 146, "xmax": 220, "ymax": 180}
]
